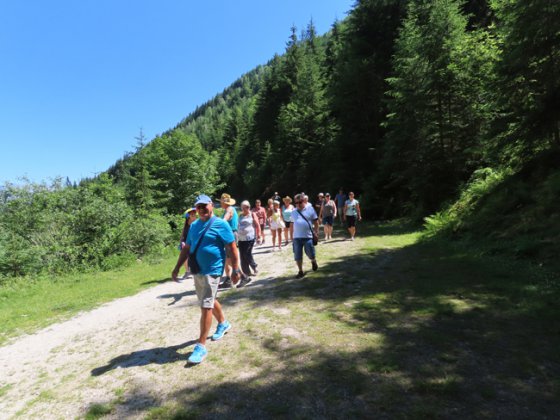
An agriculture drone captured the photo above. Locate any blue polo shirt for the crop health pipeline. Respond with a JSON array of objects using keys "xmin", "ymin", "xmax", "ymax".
[
  {"xmin": 187, "ymin": 216, "xmax": 235, "ymax": 276},
  {"xmin": 223, "ymin": 207, "xmax": 239, "ymax": 231}
]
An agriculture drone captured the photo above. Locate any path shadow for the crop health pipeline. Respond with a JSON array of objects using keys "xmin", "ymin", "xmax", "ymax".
[
  {"xmin": 202, "ymin": 225, "xmax": 560, "ymax": 417},
  {"xmin": 141, "ymin": 277, "xmax": 171, "ymax": 286},
  {"xmin": 91, "ymin": 340, "xmax": 197, "ymax": 376},
  {"xmin": 318, "ymin": 238, "xmax": 347, "ymax": 244},
  {"xmin": 96, "ymin": 222, "xmax": 559, "ymax": 417},
  {"xmin": 157, "ymin": 290, "xmax": 197, "ymax": 306}
]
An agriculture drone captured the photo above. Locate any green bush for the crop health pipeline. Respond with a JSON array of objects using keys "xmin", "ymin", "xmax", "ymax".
[
  {"xmin": 0, "ymin": 180, "xmax": 174, "ymax": 278},
  {"xmin": 423, "ymin": 167, "xmax": 509, "ymax": 237}
]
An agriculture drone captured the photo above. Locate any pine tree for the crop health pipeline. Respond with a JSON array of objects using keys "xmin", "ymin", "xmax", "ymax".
[
  {"xmin": 491, "ymin": 0, "xmax": 560, "ymax": 165},
  {"xmin": 327, "ymin": 0, "xmax": 408, "ymax": 195},
  {"xmin": 383, "ymin": 0, "xmax": 496, "ymax": 214},
  {"xmin": 123, "ymin": 129, "xmax": 158, "ymax": 213}
]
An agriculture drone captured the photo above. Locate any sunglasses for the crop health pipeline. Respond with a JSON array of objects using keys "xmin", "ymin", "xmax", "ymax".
[{"xmin": 196, "ymin": 204, "xmax": 209, "ymax": 209}]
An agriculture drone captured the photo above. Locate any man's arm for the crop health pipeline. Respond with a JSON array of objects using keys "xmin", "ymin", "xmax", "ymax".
[
  {"xmin": 356, "ymin": 203, "xmax": 362, "ymax": 221},
  {"xmin": 172, "ymin": 244, "xmax": 190, "ymax": 281},
  {"xmin": 225, "ymin": 241, "xmax": 241, "ymax": 283}
]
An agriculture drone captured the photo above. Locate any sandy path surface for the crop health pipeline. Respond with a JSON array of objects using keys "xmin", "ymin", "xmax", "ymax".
[{"xmin": 0, "ymin": 234, "xmax": 317, "ymax": 419}]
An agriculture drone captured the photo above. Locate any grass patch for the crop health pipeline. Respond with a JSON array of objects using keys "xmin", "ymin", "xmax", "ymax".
[
  {"xmin": 146, "ymin": 405, "xmax": 199, "ymax": 419},
  {"xmin": 85, "ymin": 402, "xmax": 113, "ymax": 419},
  {"xmin": 0, "ymin": 252, "xmax": 178, "ymax": 345},
  {"xmin": 0, "ymin": 384, "xmax": 13, "ymax": 397}
]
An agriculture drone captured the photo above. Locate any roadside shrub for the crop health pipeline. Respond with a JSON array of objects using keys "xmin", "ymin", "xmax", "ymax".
[
  {"xmin": 0, "ymin": 180, "xmax": 174, "ymax": 277},
  {"xmin": 0, "ymin": 229, "xmax": 42, "ymax": 277},
  {"xmin": 423, "ymin": 167, "xmax": 509, "ymax": 237}
]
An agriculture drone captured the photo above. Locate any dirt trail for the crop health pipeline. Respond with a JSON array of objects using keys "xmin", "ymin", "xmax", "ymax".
[{"xmin": 0, "ymin": 234, "xmax": 355, "ymax": 419}]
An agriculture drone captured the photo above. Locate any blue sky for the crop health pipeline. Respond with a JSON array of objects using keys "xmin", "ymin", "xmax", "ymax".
[{"xmin": 0, "ymin": 0, "xmax": 353, "ymax": 185}]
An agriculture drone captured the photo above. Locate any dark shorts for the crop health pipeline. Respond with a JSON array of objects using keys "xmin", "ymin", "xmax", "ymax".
[
  {"xmin": 292, "ymin": 238, "xmax": 315, "ymax": 261},
  {"xmin": 346, "ymin": 215, "xmax": 356, "ymax": 228},
  {"xmin": 284, "ymin": 221, "xmax": 291, "ymax": 228},
  {"xmin": 322, "ymin": 216, "xmax": 334, "ymax": 226}
]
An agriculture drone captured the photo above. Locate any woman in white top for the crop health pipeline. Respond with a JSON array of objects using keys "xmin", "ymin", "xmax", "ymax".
[
  {"xmin": 343, "ymin": 191, "xmax": 362, "ymax": 241},
  {"xmin": 282, "ymin": 196, "xmax": 294, "ymax": 246},
  {"xmin": 269, "ymin": 200, "xmax": 285, "ymax": 251},
  {"xmin": 237, "ymin": 200, "xmax": 261, "ymax": 285}
]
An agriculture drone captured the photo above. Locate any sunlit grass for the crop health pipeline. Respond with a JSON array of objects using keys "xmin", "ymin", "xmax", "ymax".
[{"xmin": 0, "ymin": 252, "xmax": 178, "ymax": 345}]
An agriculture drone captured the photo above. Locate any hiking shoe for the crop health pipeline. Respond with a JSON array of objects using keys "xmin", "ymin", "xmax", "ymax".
[
  {"xmin": 187, "ymin": 343, "xmax": 207, "ymax": 364},
  {"xmin": 312, "ymin": 260, "xmax": 318, "ymax": 271},
  {"xmin": 296, "ymin": 271, "xmax": 305, "ymax": 279},
  {"xmin": 211, "ymin": 320, "xmax": 232, "ymax": 341},
  {"xmin": 218, "ymin": 277, "xmax": 232, "ymax": 290},
  {"xmin": 238, "ymin": 276, "xmax": 252, "ymax": 288}
]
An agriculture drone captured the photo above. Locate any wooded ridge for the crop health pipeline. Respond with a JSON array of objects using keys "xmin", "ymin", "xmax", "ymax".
[{"xmin": 1, "ymin": 0, "xmax": 558, "ymax": 279}]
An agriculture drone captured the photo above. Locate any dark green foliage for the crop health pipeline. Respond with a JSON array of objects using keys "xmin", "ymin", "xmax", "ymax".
[
  {"xmin": 328, "ymin": 0, "xmax": 408, "ymax": 198},
  {"xmin": 489, "ymin": 0, "xmax": 560, "ymax": 166},
  {"xmin": 381, "ymin": 0, "xmax": 498, "ymax": 216},
  {"xmin": 424, "ymin": 150, "xmax": 560, "ymax": 270}
]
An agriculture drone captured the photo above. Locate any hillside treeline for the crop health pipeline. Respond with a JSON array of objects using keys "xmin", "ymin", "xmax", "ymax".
[{"xmin": 1, "ymin": 0, "xmax": 558, "ymax": 278}]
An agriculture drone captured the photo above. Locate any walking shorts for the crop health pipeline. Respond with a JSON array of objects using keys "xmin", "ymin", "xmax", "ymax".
[
  {"xmin": 292, "ymin": 237, "xmax": 316, "ymax": 261},
  {"xmin": 193, "ymin": 274, "xmax": 221, "ymax": 308}
]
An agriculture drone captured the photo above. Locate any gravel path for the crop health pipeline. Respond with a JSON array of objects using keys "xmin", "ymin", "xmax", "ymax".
[{"xmin": 0, "ymin": 234, "xmax": 330, "ymax": 419}]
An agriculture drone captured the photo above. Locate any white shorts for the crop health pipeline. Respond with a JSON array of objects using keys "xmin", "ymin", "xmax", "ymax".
[{"xmin": 270, "ymin": 220, "xmax": 285, "ymax": 230}]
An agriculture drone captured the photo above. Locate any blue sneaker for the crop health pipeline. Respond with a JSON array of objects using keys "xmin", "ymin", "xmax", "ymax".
[
  {"xmin": 211, "ymin": 320, "xmax": 232, "ymax": 341},
  {"xmin": 187, "ymin": 343, "xmax": 207, "ymax": 364}
]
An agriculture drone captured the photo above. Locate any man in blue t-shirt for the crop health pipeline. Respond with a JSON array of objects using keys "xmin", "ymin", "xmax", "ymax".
[{"xmin": 172, "ymin": 194, "xmax": 241, "ymax": 365}]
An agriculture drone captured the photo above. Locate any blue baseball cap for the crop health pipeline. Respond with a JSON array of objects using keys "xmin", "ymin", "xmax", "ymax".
[{"xmin": 194, "ymin": 194, "xmax": 212, "ymax": 205}]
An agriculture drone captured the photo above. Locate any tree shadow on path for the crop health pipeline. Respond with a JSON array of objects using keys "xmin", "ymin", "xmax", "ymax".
[
  {"xmin": 157, "ymin": 290, "xmax": 196, "ymax": 306},
  {"xmin": 91, "ymin": 340, "xmax": 197, "ymax": 376}
]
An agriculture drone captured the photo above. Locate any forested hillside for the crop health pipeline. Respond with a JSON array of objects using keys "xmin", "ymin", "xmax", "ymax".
[{"xmin": 1, "ymin": 0, "xmax": 558, "ymax": 279}]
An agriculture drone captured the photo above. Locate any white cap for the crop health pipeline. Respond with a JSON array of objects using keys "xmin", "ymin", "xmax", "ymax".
[{"xmin": 241, "ymin": 200, "xmax": 250, "ymax": 207}]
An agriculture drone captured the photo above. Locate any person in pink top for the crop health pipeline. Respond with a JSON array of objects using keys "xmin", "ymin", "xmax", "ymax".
[{"xmin": 251, "ymin": 199, "xmax": 267, "ymax": 245}]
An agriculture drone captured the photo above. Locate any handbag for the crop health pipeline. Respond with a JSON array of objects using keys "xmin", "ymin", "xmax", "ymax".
[
  {"xmin": 297, "ymin": 210, "xmax": 318, "ymax": 245},
  {"xmin": 188, "ymin": 216, "xmax": 216, "ymax": 274}
]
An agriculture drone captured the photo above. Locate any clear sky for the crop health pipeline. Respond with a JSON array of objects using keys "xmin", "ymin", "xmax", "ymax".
[{"xmin": 0, "ymin": 0, "xmax": 353, "ymax": 185}]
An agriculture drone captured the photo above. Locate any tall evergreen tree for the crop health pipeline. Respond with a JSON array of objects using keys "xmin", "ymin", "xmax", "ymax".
[
  {"xmin": 383, "ymin": 0, "xmax": 496, "ymax": 215},
  {"xmin": 491, "ymin": 0, "xmax": 560, "ymax": 165},
  {"xmin": 328, "ymin": 0, "xmax": 408, "ymax": 199},
  {"xmin": 124, "ymin": 129, "xmax": 158, "ymax": 212}
]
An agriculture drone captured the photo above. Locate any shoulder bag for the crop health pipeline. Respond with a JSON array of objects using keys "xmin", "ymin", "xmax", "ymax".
[{"xmin": 188, "ymin": 216, "xmax": 216, "ymax": 274}]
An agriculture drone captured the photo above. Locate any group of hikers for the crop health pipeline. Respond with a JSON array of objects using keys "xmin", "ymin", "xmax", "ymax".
[{"xmin": 171, "ymin": 189, "xmax": 362, "ymax": 365}]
